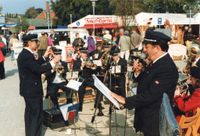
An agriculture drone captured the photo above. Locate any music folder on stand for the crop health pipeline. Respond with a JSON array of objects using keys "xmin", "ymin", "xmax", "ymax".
[
  {"xmin": 91, "ymin": 74, "xmax": 121, "ymax": 136},
  {"xmin": 92, "ymin": 74, "xmax": 120, "ymax": 109}
]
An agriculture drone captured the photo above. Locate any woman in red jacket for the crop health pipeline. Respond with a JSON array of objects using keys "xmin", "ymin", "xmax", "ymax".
[
  {"xmin": 0, "ymin": 38, "xmax": 5, "ymax": 80},
  {"xmin": 174, "ymin": 66, "xmax": 200, "ymax": 121}
]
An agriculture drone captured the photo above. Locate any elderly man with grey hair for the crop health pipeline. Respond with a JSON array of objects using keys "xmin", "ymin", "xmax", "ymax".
[{"xmin": 118, "ymin": 28, "xmax": 131, "ymax": 61}]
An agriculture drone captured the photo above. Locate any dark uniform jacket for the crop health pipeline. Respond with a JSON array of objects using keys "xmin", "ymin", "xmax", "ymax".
[
  {"xmin": 125, "ymin": 54, "xmax": 178, "ymax": 136},
  {"xmin": 17, "ymin": 49, "xmax": 52, "ymax": 98},
  {"xmin": 110, "ymin": 57, "xmax": 127, "ymax": 97}
]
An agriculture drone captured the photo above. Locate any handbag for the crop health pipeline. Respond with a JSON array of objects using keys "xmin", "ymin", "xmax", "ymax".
[{"xmin": 159, "ymin": 93, "xmax": 180, "ymax": 136}]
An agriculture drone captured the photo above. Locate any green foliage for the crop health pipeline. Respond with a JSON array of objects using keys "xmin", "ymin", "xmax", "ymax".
[
  {"xmin": 0, "ymin": 6, "xmax": 2, "ymax": 14},
  {"xmin": 25, "ymin": 7, "xmax": 42, "ymax": 18},
  {"xmin": 51, "ymin": 0, "xmax": 113, "ymax": 25},
  {"xmin": 49, "ymin": 0, "xmax": 200, "ymax": 26},
  {"xmin": 143, "ymin": 0, "xmax": 200, "ymax": 13}
]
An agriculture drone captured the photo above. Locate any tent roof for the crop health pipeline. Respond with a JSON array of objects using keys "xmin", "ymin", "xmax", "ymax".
[{"xmin": 135, "ymin": 12, "xmax": 188, "ymax": 25}]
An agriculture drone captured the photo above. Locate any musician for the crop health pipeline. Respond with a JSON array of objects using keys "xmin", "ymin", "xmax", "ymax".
[
  {"xmin": 17, "ymin": 34, "xmax": 61, "ymax": 136},
  {"xmin": 88, "ymin": 44, "xmax": 106, "ymax": 116},
  {"xmin": 73, "ymin": 48, "xmax": 101, "ymax": 112},
  {"xmin": 109, "ymin": 46, "xmax": 127, "ymax": 97},
  {"xmin": 45, "ymin": 57, "xmax": 72, "ymax": 108},
  {"xmin": 174, "ymin": 66, "xmax": 200, "ymax": 122},
  {"xmin": 111, "ymin": 29, "xmax": 178, "ymax": 136},
  {"xmin": 88, "ymin": 43, "xmax": 104, "ymax": 60}
]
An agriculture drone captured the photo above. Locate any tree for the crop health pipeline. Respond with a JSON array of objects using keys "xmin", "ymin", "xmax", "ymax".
[
  {"xmin": 143, "ymin": 0, "xmax": 200, "ymax": 13},
  {"xmin": 50, "ymin": 0, "xmax": 113, "ymax": 25},
  {"xmin": 25, "ymin": 7, "xmax": 42, "ymax": 18},
  {"xmin": 0, "ymin": 6, "xmax": 2, "ymax": 14},
  {"xmin": 109, "ymin": 0, "xmax": 144, "ymax": 28}
]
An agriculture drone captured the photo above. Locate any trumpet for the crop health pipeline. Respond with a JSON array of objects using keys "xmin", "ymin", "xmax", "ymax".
[
  {"xmin": 84, "ymin": 60, "xmax": 97, "ymax": 69},
  {"xmin": 54, "ymin": 63, "xmax": 65, "ymax": 74}
]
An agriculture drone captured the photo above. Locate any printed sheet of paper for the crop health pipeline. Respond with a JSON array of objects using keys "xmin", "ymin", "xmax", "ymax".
[
  {"xmin": 111, "ymin": 65, "xmax": 121, "ymax": 74},
  {"xmin": 93, "ymin": 74, "xmax": 120, "ymax": 109},
  {"xmin": 66, "ymin": 71, "xmax": 79, "ymax": 79},
  {"xmin": 66, "ymin": 80, "xmax": 82, "ymax": 91},
  {"xmin": 93, "ymin": 60, "xmax": 102, "ymax": 66}
]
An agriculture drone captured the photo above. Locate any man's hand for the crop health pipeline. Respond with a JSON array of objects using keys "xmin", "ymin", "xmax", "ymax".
[
  {"xmin": 52, "ymin": 55, "xmax": 61, "ymax": 64},
  {"xmin": 110, "ymin": 92, "xmax": 125, "ymax": 104},
  {"xmin": 44, "ymin": 48, "xmax": 53, "ymax": 58}
]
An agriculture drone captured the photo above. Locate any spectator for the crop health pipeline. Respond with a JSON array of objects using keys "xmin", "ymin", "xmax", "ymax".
[
  {"xmin": 9, "ymin": 33, "xmax": 19, "ymax": 60},
  {"xmin": 87, "ymin": 30, "xmax": 96, "ymax": 53},
  {"xmin": 72, "ymin": 33, "xmax": 85, "ymax": 49},
  {"xmin": 38, "ymin": 32, "xmax": 48, "ymax": 57},
  {"xmin": 0, "ymin": 37, "xmax": 5, "ymax": 80},
  {"xmin": 118, "ymin": 28, "xmax": 131, "ymax": 61}
]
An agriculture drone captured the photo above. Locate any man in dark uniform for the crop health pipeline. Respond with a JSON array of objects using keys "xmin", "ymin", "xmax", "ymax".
[
  {"xmin": 109, "ymin": 46, "xmax": 127, "ymax": 97},
  {"xmin": 45, "ymin": 60, "xmax": 72, "ymax": 108},
  {"xmin": 88, "ymin": 44, "xmax": 106, "ymax": 116},
  {"xmin": 73, "ymin": 48, "xmax": 101, "ymax": 112},
  {"xmin": 111, "ymin": 29, "xmax": 179, "ymax": 136},
  {"xmin": 17, "ymin": 34, "xmax": 61, "ymax": 136}
]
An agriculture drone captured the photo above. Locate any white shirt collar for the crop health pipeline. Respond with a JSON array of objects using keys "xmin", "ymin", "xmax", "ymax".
[
  {"xmin": 24, "ymin": 47, "xmax": 34, "ymax": 54},
  {"xmin": 153, "ymin": 52, "xmax": 168, "ymax": 64}
]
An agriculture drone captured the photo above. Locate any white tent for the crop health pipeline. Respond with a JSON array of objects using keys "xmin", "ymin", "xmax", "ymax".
[{"xmin": 135, "ymin": 12, "xmax": 188, "ymax": 26}]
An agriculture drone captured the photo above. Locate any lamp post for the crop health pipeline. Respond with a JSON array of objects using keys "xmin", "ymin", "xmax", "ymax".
[
  {"xmin": 69, "ymin": 14, "xmax": 72, "ymax": 24},
  {"xmin": 90, "ymin": 0, "xmax": 98, "ymax": 35}
]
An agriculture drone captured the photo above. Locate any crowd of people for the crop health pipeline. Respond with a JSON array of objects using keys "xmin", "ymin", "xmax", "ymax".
[{"xmin": 0, "ymin": 23, "xmax": 200, "ymax": 136}]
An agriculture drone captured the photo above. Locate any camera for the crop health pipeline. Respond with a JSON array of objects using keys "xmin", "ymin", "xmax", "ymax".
[{"xmin": 50, "ymin": 46, "xmax": 62, "ymax": 55}]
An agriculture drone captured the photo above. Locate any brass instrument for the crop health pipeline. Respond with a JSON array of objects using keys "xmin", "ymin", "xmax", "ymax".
[
  {"xmin": 101, "ymin": 51, "xmax": 110, "ymax": 67},
  {"xmin": 54, "ymin": 62, "xmax": 65, "ymax": 74},
  {"xmin": 84, "ymin": 60, "xmax": 97, "ymax": 69}
]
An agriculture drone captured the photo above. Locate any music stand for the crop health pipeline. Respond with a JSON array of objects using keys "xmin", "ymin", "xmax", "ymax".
[{"xmin": 92, "ymin": 74, "xmax": 121, "ymax": 136}]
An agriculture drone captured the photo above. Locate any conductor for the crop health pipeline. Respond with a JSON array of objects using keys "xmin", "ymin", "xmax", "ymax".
[
  {"xmin": 111, "ymin": 29, "xmax": 178, "ymax": 136},
  {"xmin": 17, "ymin": 34, "xmax": 61, "ymax": 136}
]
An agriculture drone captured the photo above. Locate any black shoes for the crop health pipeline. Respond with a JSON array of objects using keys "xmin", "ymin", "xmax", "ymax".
[
  {"xmin": 97, "ymin": 110, "xmax": 104, "ymax": 116},
  {"xmin": 0, "ymin": 75, "xmax": 5, "ymax": 80}
]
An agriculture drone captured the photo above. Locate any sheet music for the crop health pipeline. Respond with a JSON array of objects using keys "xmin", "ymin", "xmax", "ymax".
[
  {"xmin": 111, "ymin": 65, "xmax": 121, "ymax": 74},
  {"xmin": 92, "ymin": 74, "xmax": 120, "ymax": 109},
  {"xmin": 66, "ymin": 71, "xmax": 79, "ymax": 79},
  {"xmin": 66, "ymin": 80, "xmax": 82, "ymax": 91},
  {"xmin": 127, "ymin": 66, "xmax": 133, "ymax": 72},
  {"xmin": 93, "ymin": 60, "xmax": 102, "ymax": 66}
]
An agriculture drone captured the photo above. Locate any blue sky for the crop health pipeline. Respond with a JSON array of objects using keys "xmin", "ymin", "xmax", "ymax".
[{"xmin": 0, "ymin": 0, "xmax": 50, "ymax": 14}]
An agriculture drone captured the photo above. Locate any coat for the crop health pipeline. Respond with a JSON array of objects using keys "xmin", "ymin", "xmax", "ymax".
[
  {"xmin": 110, "ymin": 57, "xmax": 127, "ymax": 97},
  {"xmin": 125, "ymin": 54, "xmax": 178, "ymax": 136},
  {"xmin": 17, "ymin": 48, "xmax": 53, "ymax": 98},
  {"xmin": 0, "ymin": 41, "xmax": 5, "ymax": 63},
  {"xmin": 174, "ymin": 88, "xmax": 200, "ymax": 114},
  {"xmin": 87, "ymin": 36, "xmax": 96, "ymax": 53}
]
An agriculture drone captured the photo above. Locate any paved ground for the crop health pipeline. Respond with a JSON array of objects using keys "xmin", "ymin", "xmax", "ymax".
[{"xmin": 0, "ymin": 56, "xmax": 140, "ymax": 136}]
